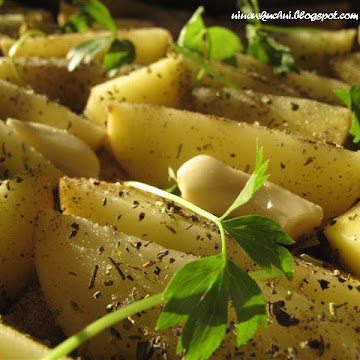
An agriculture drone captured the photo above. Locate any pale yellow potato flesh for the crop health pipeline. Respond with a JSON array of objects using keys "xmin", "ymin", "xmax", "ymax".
[
  {"xmin": 234, "ymin": 53, "xmax": 348, "ymax": 105},
  {"xmin": 0, "ymin": 28, "xmax": 171, "ymax": 64},
  {"xmin": 58, "ymin": 177, "xmax": 360, "ymax": 359},
  {"xmin": 330, "ymin": 52, "xmax": 360, "ymax": 85},
  {"xmin": 177, "ymin": 155, "xmax": 323, "ymax": 239},
  {"xmin": 7, "ymin": 119, "xmax": 100, "ymax": 178},
  {"xmin": 0, "ymin": 57, "xmax": 108, "ymax": 113},
  {"xmin": 272, "ymin": 29, "xmax": 356, "ymax": 75},
  {"xmin": 34, "ymin": 209, "xmax": 194, "ymax": 360},
  {"xmin": 0, "ymin": 173, "xmax": 53, "ymax": 307},
  {"xmin": 107, "ymin": 102, "xmax": 360, "ymax": 219},
  {"xmin": 325, "ymin": 204, "xmax": 360, "ymax": 277},
  {"xmin": 0, "ymin": 80, "xmax": 106, "ymax": 148},
  {"xmin": 0, "ymin": 121, "xmax": 63, "ymax": 187},
  {"xmin": 186, "ymin": 87, "xmax": 351, "ymax": 145},
  {"xmin": 84, "ymin": 56, "xmax": 192, "ymax": 127},
  {"xmin": 0, "ymin": 322, "xmax": 51, "ymax": 359}
]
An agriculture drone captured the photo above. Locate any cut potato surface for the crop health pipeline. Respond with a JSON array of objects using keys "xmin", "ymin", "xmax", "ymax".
[
  {"xmin": 0, "ymin": 28, "xmax": 171, "ymax": 64},
  {"xmin": 84, "ymin": 56, "xmax": 192, "ymax": 127},
  {"xmin": 186, "ymin": 87, "xmax": 351, "ymax": 145},
  {"xmin": 34, "ymin": 209, "xmax": 195, "ymax": 359},
  {"xmin": 0, "ymin": 57, "xmax": 108, "ymax": 113},
  {"xmin": 0, "ymin": 121, "xmax": 63, "ymax": 187},
  {"xmin": 0, "ymin": 322, "xmax": 51, "ymax": 359},
  {"xmin": 330, "ymin": 52, "xmax": 360, "ymax": 85},
  {"xmin": 325, "ymin": 204, "xmax": 360, "ymax": 277},
  {"xmin": 0, "ymin": 80, "xmax": 106, "ymax": 148},
  {"xmin": 7, "ymin": 119, "xmax": 100, "ymax": 178},
  {"xmin": 59, "ymin": 178, "xmax": 360, "ymax": 359},
  {"xmin": 177, "ymin": 155, "xmax": 323, "ymax": 239},
  {"xmin": 107, "ymin": 102, "xmax": 360, "ymax": 219},
  {"xmin": 234, "ymin": 53, "xmax": 349, "ymax": 105},
  {"xmin": 272, "ymin": 29, "xmax": 356, "ymax": 75},
  {"xmin": 0, "ymin": 173, "xmax": 53, "ymax": 308}
]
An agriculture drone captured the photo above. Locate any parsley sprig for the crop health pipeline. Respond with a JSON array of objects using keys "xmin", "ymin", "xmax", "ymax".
[
  {"xmin": 334, "ymin": 86, "xmax": 360, "ymax": 143},
  {"xmin": 44, "ymin": 145, "xmax": 294, "ymax": 360},
  {"xmin": 238, "ymin": 0, "xmax": 298, "ymax": 75},
  {"xmin": 65, "ymin": 0, "xmax": 135, "ymax": 75}
]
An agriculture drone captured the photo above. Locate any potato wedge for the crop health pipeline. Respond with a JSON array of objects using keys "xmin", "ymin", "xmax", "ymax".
[
  {"xmin": 185, "ymin": 87, "xmax": 351, "ymax": 145},
  {"xmin": 234, "ymin": 53, "xmax": 348, "ymax": 105},
  {"xmin": 35, "ymin": 209, "xmax": 193, "ymax": 359},
  {"xmin": 58, "ymin": 177, "xmax": 360, "ymax": 359},
  {"xmin": 324, "ymin": 203, "xmax": 360, "ymax": 277},
  {"xmin": 184, "ymin": 57, "xmax": 300, "ymax": 98},
  {"xmin": 7, "ymin": 119, "xmax": 100, "ymax": 179},
  {"xmin": 0, "ymin": 173, "xmax": 53, "ymax": 308},
  {"xmin": 107, "ymin": 102, "xmax": 360, "ymax": 219},
  {"xmin": 0, "ymin": 80, "xmax": 105, "ymax": 148},
  {"xmin": 0, "ymin": 121, "xmax": 62, "ymax": 187},
  {"xmin": 329, "ymin": 52, "xmax": 360, "ymax": 85},
  {"xmin": 0, "ymin": 323, "xmax": 51, "ymax": 359},
  {"xmin": 0, "ymin": 28, "xmax": 171, "ymax": 65},
  {"xmin": 0, "ymin": 57, "xmax": 107, "ymax": 113},
  {"xmin": 272, "ymin": 29, "xmax": 356, "ymax": 75},
  {"xmin": 84, "ymin": 56, "xmax": 192, "ymax": 126}
]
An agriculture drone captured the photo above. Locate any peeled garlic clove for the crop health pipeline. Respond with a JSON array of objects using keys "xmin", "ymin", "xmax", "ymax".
[
  {"xmin": 7, "ymin": 119, "xmax": 100, "ymax": 178},
  {"xmin": 177, "ymin": 155, "xmax": 323, "ymax": 239}
]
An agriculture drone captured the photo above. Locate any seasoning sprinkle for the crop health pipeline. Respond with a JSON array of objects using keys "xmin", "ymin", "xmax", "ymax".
[
  {"xmin": 88, "ymin": 264, "xmax": 99, "ymax": 289},
  {"xmin": 108, "ymin": 256, "xmax": 125, "ymax": 280}
]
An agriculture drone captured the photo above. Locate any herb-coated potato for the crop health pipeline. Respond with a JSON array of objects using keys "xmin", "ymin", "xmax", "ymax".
[
  {"xmin": 0, "ymin": 28, "xmax": 171, "ymax": 65},
  {"xmin": 329, "ymin": 52, "xmax": 360, "ymax": 85},
  {"xmin": 0, "ymin": 173, "xmax": 53, "ymax": 308},
  {"xmin": 58, "ymin": 178, "xmax": 360, "ymax": 359},
  {"xmin": 0, "ymin": 57, "xmax": 107, "ymax": 113},
  {"xmin": 107, "ymin": 102, "xmax": 360, "ymax": 219},
  {"xmin": 234, "ymin": 53, "xmax": 349, "ymax": 105},
  {"xmin": 7, "ymin": 119, "xmax": 100, "ymax": 179},
  {"xmin": 186, "ymin": 87, "xmax": 351, "ymax": 145},
  {"xmin": 0, "ymin": 121, "xmax": 62, "ymax": 187},
  {"xmin": 84, "ymin": 56, "xmax": 192, "ymax": 126},
  {"xmin": 0, "ymin": 322, "xmax": 51, "ymax": 359},
  {"xmin": 184, "ymin": 57, "xmax": 300, "ymax": 98},
  {"xmin": 271, "ymin": 29, "xmax": 356, "ymax": 75},
  {"xmin": 324, "ymin": 203, "xmax": 360, "ymax": 277},
  {"xmin": 0, "ymin": 80, "xmax": 106, "ymax": 148},
  {"xmin": 34, "ymin": 209, "xmax": 194, "ymax": 359}
]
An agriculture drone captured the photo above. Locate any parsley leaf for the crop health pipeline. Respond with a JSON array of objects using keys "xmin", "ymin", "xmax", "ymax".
[
  {"xmin": 220, "ymin": 143, "xmax": 269, "ymax": 220},
  {"xmin": 226, "ymin": 259, "xmax": 266, "ymax": 346},
  {"xmin": 246, "ymin": 24, "xmax": 298, "ymax": 75},
  {"xmin": 237, "ymin": 0, "xmax": 260, "ymax": 23},
  {"xmin": 334, "ymin": 86, "xmax": 360, "ymax": 143},
  {"xmin": 165, "ymin": 183, "xmax": 180, "ymax": 195},
  {"xmin": 178, "ymin": 6, "xmax": 206, "ymax": 55},
  {"xmin": 103, "ymin": 39, "xmax": 135, "ymax": 76},
  {"xmin": 222, "ymin": 215, "xmax": 294, "ymax": 279},
  {"xmin": 63, "ymin": 11, "xmax": 94, "ymax": 33},
  {"xmin": 76, "ymin": 0, "xmax": 117, "ymax": 36},
  {"xmin": 67, "ymin": 35, "xmax": 111, "ymax": 71},
  {"xmin": 178, "ymin": 6, "xmax": 242, "ymax": 64},
  {"xmin": 157, "ymin": 254, "xmax": 267, "ymax": 359}
]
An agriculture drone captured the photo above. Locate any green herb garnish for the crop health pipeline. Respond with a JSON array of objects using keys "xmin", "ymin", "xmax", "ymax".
[
  {"xmin": 334, "ymin": 86, "xmax": 360, "ymax": 143},
  {"xmin": 44, "ymin": 144, "xmax": 294, "ymax": 360},
  {"xmin": 65, "ymin": 0, "xmax": 135, "ymax": 75},
  {"xmin": 238, "ymin": 0, "xmax": 298, "ymax": 75}
]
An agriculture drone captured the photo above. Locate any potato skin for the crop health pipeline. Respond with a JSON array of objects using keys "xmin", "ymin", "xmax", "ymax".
[
  {"xmin": 107, "ymin": 102, "xmax": 360, "ymax": 219},
  {"xmin": 0, "ymin": 173, "xmax": 53, "ymax": 308}
]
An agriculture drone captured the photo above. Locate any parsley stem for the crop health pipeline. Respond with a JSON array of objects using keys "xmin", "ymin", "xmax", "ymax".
[
  {"xmin": 218, "ymin": 222, "xmax": 228, "ymax": 259},
  {"xmin": 9, "ymin": 29, "xmax": 46, "ymax": 83},
  {"xmin": 125, "ymin": 181, "xmax": 219, "ymax": 224},
  {"xmin": 43, "ymin": 293, "xmax": 163, "ymax": 360}
]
